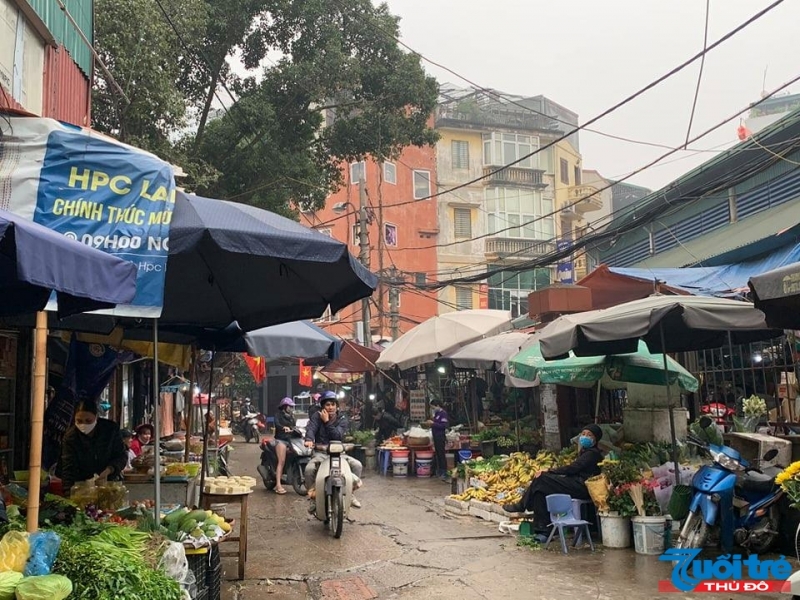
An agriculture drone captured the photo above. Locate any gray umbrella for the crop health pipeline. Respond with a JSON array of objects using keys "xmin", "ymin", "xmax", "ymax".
[{"xmin": 748, "ymin": 261, "xmax": 800, "ymax": 328}]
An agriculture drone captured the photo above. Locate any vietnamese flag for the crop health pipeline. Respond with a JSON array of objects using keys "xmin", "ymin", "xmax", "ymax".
[
  {"xmin": 299, "ymin": 359, "xmax": 313, "ymax": 387},
  {"xmin": 242, "ymin": 355, "xmax": 266, "ymax": 384}
]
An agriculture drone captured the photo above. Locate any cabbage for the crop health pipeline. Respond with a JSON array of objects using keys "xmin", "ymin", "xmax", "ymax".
[
  {"xmin": 0, "ymin": 571, "xmax": 23, "ymax": 600},
  {"xmin": 14, "ymin": 574, "xmax": 72, "ymax": 600}
]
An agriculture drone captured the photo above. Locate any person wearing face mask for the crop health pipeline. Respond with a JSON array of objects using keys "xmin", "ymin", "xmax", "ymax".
[
  {"xmin": 502, "ymin": 424, "xmax": 604, "ymax": 533},
  {"xmin": 59, "ymin": 398, "xmax": 128, "ymax": 494},
  {"xmin": 272, "ymin": 397, "xmax": 297, "ymax": 494},
  {"xmin": 129, "ymin": 423, "xmax": 154, "ymax": 457}
]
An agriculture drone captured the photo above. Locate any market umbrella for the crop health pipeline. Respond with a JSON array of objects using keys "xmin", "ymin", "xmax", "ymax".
[
  {"xmin": 375, "ymin": 309, "xmax": 512, "ymax": 371},
  {"xmin": 322, "ymin": 340, "xmax": 381, "ymax": 373},
  {"xmin": 537, "ymin": 294, "xmax": 776, "ymax": 481},
  {"xmin": 235, "ymin": 320, "xmax": 341, "ymax": 361},
  {"xmin": 445, "ymin": 330, "xmax": 538, "ymax": 388},
  {"xmin": 0, "ymin": 210, "xmax": 137, "ymax": 532},
  {"xmin": 507, "ymin": 340, "xmax": 699, "ymax": 392},
  {"xmin": 748, "ymin": 261, "xmax": 800, "ymax": 328}
]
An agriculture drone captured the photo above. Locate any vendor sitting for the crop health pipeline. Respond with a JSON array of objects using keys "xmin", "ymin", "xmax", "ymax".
[
  {"xmin": 502, "ymin": 424, "xmax": 604, "ymax": 531},
  {"xmin": 129, "ymin": 423, "xmax": 154, "ymax": 457},
  {"xmin": 59, "ymin": 398, "xmax": 129, "ymax": 493}
]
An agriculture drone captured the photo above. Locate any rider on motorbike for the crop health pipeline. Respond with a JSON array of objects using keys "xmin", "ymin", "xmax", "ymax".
[
  {"xmin": 304, "ymin": 391, "xmax": 363, "ymax": 510},
  {"xmin": 272, "ymin": 397, "xmax": 296, "ymax": 495}
]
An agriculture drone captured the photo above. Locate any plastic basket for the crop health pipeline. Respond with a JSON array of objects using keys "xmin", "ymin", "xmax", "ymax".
[
  {"xmin": 187, "ymin": 553, "xmax": 208, "ymax": 593},
  {"xmin": 207, "ymin": 545, "xmax": 221, "ymax": 600}
]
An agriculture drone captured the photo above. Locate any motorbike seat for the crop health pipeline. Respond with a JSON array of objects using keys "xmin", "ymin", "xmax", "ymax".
[{"xmin": 738, "ymin": 470, "xmax": 775, "ymax": 494}]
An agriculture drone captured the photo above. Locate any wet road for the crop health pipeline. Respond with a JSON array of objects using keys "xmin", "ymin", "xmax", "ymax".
[{"xmin": 219, "ymin": 440, "xmax": 788, "ymax": 600}]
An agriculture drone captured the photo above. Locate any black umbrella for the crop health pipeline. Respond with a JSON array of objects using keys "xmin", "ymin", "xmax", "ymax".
[
  {"xmin": 158, "ymin": 192, "xmax": 377, "ymax": 332},
  {"xmin": 748, "ymin": 261, "xmax": 800, "ymax": 328}
]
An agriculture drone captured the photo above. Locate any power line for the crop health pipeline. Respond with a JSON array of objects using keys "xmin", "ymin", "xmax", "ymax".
[{"xmin": 685, "ymin": 0, "xmax": 712, "ymax": 147}]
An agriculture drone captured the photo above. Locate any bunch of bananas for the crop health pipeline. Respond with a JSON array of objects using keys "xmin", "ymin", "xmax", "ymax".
[{"xmin": 451, "ymin": 451, "xmax": 565, "ymax": 505}]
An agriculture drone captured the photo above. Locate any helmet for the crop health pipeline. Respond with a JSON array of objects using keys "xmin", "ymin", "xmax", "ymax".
[
  {"xmin": 320, "ymin": 390, "xmax": 337, "ymax": 403},
  {"xmin": 279, "ymin": 397, "xmax": 295, "ymax": 408},
  {"xmin": 312, "ymin": 393, "xmax": 321, "ymax": 402}
]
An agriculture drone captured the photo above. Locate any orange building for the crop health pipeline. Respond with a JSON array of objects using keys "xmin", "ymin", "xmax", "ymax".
[{"xmin": 301, "ymin": 143, "xmax": 439, "ymax": 342}]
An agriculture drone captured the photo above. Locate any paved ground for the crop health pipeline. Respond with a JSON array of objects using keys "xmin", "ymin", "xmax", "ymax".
[{"xmin": 217, "ymin": 440, "xmax": 790, "ymax": 600}]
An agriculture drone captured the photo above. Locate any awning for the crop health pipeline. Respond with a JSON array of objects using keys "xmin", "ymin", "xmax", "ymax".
[
  {"xmin": 631, "ymin": 198, "xmax": 800, "ymax": 268},
  {"xmin": 576, "ymin": 265, "xmax": 687, "ymax": 310},
  {"xmin": 321, "ymin": 340, "xmax": 380, "ymax": 373}
]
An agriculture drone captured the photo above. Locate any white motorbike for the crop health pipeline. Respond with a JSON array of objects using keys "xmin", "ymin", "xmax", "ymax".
[{"xmin": 311, "ymin": 442, "xmax": 355, "ymax": 538}]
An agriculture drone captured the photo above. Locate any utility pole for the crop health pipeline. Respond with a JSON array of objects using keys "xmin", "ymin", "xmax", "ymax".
[
  {"xmin": 358, "ymin": 174, "xmax": 371, "ymax": 345},
  {"xmin": 388, "ymin": 266, "xmax": 401, "ymax": 340}
]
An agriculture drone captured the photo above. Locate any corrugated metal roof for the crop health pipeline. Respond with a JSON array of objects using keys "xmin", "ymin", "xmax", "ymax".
[
  {"xmin": 42, "ymin": 44, "xmax": 90, "ymax": 126},
  {"xmin": 631, "ymin": 198, "xmax": 800, "ymax": 269},
  {"xmin": 26, "ymin": 0, "xmax": 93, "ymax": 77}
]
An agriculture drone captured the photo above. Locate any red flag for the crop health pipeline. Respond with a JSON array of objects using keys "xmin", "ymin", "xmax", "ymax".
[
  {"xmin": 298, "ymin": 359, "xmax": 313, "ymax": 387},
  {"xmin": 242, "ymin": 354, "xmax": 266, "ymax": 384}
]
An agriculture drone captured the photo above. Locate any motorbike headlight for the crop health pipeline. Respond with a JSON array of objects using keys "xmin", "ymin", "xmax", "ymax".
[
  {"xmin": 711, "ymin": 408, "xmax": 725, "ymax": 417},
  {"xmin": 712, "ymin": 450, "xmax": 744, "ymax": 472}
]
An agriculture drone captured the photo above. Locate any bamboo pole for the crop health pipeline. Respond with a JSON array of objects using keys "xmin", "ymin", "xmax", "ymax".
[
  {"xmin": 183, "ymin": 346, "xmax": 196, "ymax": 464},
  {"xmin": 26, "ymin": 311, "xmax": 48, "ymax": 533}
]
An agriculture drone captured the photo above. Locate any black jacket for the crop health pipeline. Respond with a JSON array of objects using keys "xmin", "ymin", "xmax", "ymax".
[
  {"xmin": 304, "ymin": 410, "xmax": 346, "ymax": 447},
  {"xmin": 549, "ymin": 446, "xmax": 603, "ymax": 481},
  {"xmin": 60, "ymin": 418, "xmax": 128, "ymax": 491},
  {"xmin": 274, "ymin": 409, "xmax": 296, "ymax": 441}
]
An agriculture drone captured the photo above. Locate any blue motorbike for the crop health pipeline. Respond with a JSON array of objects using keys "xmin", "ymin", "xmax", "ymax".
[{"xmin": 676, "ymin": 417, "xmax": 783, "ymax": 553}]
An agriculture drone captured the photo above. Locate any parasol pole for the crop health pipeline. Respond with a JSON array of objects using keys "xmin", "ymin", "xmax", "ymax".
[
  {"xmin": 153, "ymin": 319, "xmax": 161, "ymax": 521},
  {"xmin": 199, "ymin": 351, "xmax": 216, "ymax": 496},
  {"xmin": 26, "ymin": 311, "xmax": 48, "ymax": 533},
  {"xmin": 594, "ymin": 382, "xmax": 603, "ymax": 424},
  {"xmin": 660, "ymin": 323, "xmax": 681, "ymax": 485},
  {"xmin": 183, "ymin": 346, "xmax": 197, "ymax": 464}
]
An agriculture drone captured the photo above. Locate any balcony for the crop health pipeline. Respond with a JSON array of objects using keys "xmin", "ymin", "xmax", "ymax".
[
  {"xmin": 483, "ymin": 166, "xmax": 547, "ymax": 189},
  {"xmin": 435, "ymin": 106, "xmax": 564, "ymax": 134},
  {"xmin": 485, "ymin": 237, "xmax": 555, "ymax": 259},
  {"xmin": 570, "ymin": 184, "xmax": 604, "ymax": 214}
]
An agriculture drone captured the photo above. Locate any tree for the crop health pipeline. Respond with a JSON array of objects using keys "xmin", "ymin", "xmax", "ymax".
[{"xmin": 92, "ymin": 0, "xmax": 439, "ymax": 215}]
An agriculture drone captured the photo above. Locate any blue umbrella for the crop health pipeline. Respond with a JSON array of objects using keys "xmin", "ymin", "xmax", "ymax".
[
  {"xmin": 242, "ymin": 321, "xmax": 341, "ymax": 361},
  {"xmin": 0, "ymin": 209, "xmax": 137, "ymax": 317}
]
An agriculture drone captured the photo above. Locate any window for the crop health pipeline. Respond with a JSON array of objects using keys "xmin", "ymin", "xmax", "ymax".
[
  {"xmin": 383, "ymin": 162, "xmax": 397, "ymax": 185},
  {"xmin": 559, "ymin": 158, "xmax": 569, "ymax": 185},
  {"xmin": 482, "ymin": 133, "xmax": 539, "ymax": 168},
  {"xmin": 574, "ymin": 166, "xmax": 582, "ymax": 185},
  {"xmin": 485, "ymin": 188, "xmax": 554, "ymax": 239},
  {"xmin": 316, "ymin": 227, "xmax": 332, "ymax": 237},
  {"xmin": 413, "ymin": 170, "xmax": 431, "ymax": 199},
  {"xmin": 383, "ymin": 222, "xmax": 398, "ymax": 247},
  {"xmin": 455, "ymin": 287, "xmax": 473, "ymax": 310},
  {"xmin": 452, "ymin": 140, "xmax": 470, "ymax": 169},
  {"xmin": 415, "ymin": 272, "xmax": 426, "ymax": 286},
  {"xmin": 488, "ymin": 269, "xmax": 551, "ymax": 317},
  {"xmin": 350, "ymin": 161, "xmax": 366, "ymax": 183},
  {"xmin": 313, "ymin": 306, "xmax": 340, "ymax": 323},
  {"xmin": 453, "ymin": 208, "xmax": 472, "ymax": 238}
]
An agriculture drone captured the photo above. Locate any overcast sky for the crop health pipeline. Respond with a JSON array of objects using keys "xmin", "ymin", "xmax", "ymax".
[{"xmin": 381, "ymin": 0, "xmax": 800, "ymax": 191}]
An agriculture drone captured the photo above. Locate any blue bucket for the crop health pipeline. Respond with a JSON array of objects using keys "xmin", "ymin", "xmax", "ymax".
[{"xmin": 458, "ymin": 450, "xmax": 472, "ymax": 462}]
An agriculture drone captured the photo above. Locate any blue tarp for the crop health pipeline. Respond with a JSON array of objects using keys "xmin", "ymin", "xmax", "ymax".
[{"xmin": 610, "ymin": 242, "xmax": 800, "ymax": 298}]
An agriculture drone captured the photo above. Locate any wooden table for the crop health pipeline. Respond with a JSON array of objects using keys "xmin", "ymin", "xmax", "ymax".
[{"xmin": 201, "ymin": 491, "xmax": 251, "ymax": 580}]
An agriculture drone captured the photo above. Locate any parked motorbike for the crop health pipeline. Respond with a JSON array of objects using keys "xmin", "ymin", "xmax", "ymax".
[
  {"xmin": 677, "ymin": 417, "xmax": 783, "ymax": 553},
  {"xmin": 257, "ymin": 430, "xmax": 312, "ymax": 495},
  {"xmin": 240, "ymin": 412, "xmax": 262, "ymax": 443},
  {"xmin": 311, "ymin": 442, "xmax": 355, "ymax": 539},
  {"xmin": 699, "ymin": 401, "xmax": 735, "ymax": 429}
]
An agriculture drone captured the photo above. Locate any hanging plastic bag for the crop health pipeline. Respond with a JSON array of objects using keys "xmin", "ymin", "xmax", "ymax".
[
  {"xmin": 23, "ymin": 531, "xmax": 61, "ymax": 577},
  {"xmin": 585, "ymin": 474, "xmax": 610, "ymax": 512},
  {"xmin": 13, "ymin": 574, "xmax": 72, "ymax": 600},
  {"xmin": 0, "ymin": 571, "xmax": 23, "ymax": 600},
  {"xmin": 158, "ymin": 541, "xmax": 196, "ymax": 598},
  {"xmin": 0, "ymin": 532, "xmax": 29, "ymax": 573}
]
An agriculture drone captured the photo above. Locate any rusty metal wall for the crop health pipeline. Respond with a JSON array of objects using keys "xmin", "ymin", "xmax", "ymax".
[{"xmin": 41, "ymin": 44, "xmax": 90, "ymax": 126}]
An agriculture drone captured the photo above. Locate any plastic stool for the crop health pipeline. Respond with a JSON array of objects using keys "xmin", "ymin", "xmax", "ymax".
[{"xmin": 378, "ymin": 448, "xmax": 392, "ymax": 475}]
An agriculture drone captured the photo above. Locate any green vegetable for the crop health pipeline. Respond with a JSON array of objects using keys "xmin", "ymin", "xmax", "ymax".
[
  {"xmin": 0, "ymin": 571, "xmax": 23, "ymax": 600},
  {"xmin": 182, "ymin": 510, "xmax": 208, "ymax": 525},
  {"xmin": 180, "ymin": 519, "xmax": 197, "ymax": 534},
  {"xmin": 14, "ymin": 574, "xmax": 72, "ymax": 600},
  {"xmin": 162, "ymin": 508, "xmax": 187, "ymax": 526}
]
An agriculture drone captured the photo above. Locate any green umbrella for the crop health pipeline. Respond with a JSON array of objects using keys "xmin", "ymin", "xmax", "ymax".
[{"xmin": 507, "ymin": 340, "xmax": 698, "ymax": 391}]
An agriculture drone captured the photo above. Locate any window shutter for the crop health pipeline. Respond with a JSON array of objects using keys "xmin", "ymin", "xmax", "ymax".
[{"xmin": 453, "ymin": 208, "xmax": 472, "ymax": 238}]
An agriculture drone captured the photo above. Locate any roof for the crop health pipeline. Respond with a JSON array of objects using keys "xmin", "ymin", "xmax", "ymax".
[
  {"xmin": 609, "ymin": 108, "xmax": 800, "ymax": 230},
  {"xmin": 631, "ymin": 197, "xmax": 800, "ymax": 268}
]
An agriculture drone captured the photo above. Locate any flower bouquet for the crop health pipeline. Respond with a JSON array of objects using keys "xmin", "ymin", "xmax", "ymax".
[
  {"xmin": 776, "ymin": 460, "xmax": 800, "ymax": 509},
  {"xmin": 733, "ymin": 395, "xmax": 767, "ymax": 433}
]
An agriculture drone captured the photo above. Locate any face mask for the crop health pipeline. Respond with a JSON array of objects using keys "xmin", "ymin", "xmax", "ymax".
[
  {"xmin": 76, "ymin": 421, "xmax": 97, "ymax": 435},
  {"xmin": 578, "ymin": 435, "xmax": 593, "ymax": 449}
]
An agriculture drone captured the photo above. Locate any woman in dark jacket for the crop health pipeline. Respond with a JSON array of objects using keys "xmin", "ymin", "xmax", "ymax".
[
  {"xmin": 503, "ymin": 424, "xmax": 604, "ymax": 531},
  {"xmin": 59, "ymin": 398, "xmax": 128, "ymax": 493}
]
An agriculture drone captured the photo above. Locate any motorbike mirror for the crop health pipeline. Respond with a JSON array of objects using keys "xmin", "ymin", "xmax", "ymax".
[
  {"xmin": 698, "ymin": 416, "xmax": 713, "ymax": 429},
  {"xmin": 762, "ymin": 448, "xmax": 779, "ymax": 462}
]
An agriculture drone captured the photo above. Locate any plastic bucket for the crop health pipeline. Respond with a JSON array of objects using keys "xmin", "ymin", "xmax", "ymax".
[
  {"xmin": 416, "ymin": 459, "xmax": 433, "ymax": 477},
  {"xmin": 457, "ymin": 450, "xmax": 472, "ymax": 462},
  {"xmin": 391, "ymin": 449, "xmax": 410, "ymax": 460},
  {"xmin": 631, "ymin": 516, "xmax": 667, "ymax": 555},
  {"xmin": 415, "ymin": 451, "xmax": 434, "ymax": 460},
  {"xmin": 599, "ymin": 514, "xmax": 632, "ymax": 548},
  {"xmin": 392, "ymin": 461, "xmax": 408, "ymax": 477}
]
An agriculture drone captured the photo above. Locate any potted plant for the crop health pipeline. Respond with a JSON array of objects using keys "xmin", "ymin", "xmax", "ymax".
[
  {"xmin": 629, "ymin": 480, "xmax": 667, "ymax": 555},
  {"xmin": 596, "ymin": 458, "xmax": 641, "ymax": 548},
  {"xmin": 776, "ymin": 460, "xmax": 800, "ymax": 545}
]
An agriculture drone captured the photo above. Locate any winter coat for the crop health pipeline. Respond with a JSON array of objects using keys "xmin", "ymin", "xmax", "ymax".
[
  {"xmin": 304, "ymin": 410, "xmax": 347, "ymax": 447},
  {"xmin": 60, "ymin": 418, "xmax": 128, "ymax": 492}
]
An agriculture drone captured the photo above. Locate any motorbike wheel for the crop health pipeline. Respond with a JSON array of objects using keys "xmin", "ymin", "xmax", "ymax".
[
  {"xmin": 676, "ymin": 512, "xmax": 708, "ymax": 549},
  {"xmin": 259, "ymin": 466, "xmax": 277, "ymax": 491},
  {"xmin": 292, "ymin": 466, "xmax": 307, "ymax": 496},
  {"xmin": 329, "ymin": 487, "xmax": 344, "ymax": 539},
  {"xmin": 250, "ymin": 427, "xmax": 260, "ymax": 443}
]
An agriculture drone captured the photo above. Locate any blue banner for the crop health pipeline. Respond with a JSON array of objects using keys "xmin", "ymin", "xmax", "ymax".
[
  {"xmin": 0, "ymin": 117, "xmax": 175, "ymax": 317},
  {"xmin": 556, "ymin": 239, "xmax": 574, "ymax": 284}
]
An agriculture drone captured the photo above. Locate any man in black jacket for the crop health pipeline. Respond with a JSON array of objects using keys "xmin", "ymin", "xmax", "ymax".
[{"xmin": 503, "ymin": 424, "xmax": 604, "ymax": 531}]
